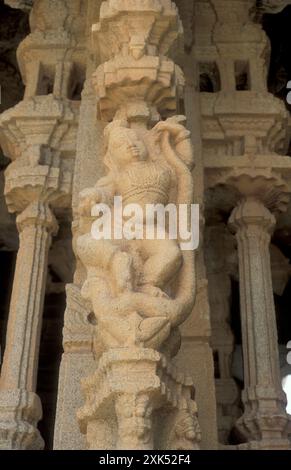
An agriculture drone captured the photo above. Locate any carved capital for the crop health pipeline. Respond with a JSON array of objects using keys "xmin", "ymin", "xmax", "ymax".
[
  {"xmin": 207, "ymin": 167, "xmax": 291, "ymax": 215},
  {"xmin": 92, "ymin": 0, "xmax": 184, "ymax": 121},
  {"xmin": 93, "ymin": 0, "xmax": 182, "ymax": 61},
  {"xmin": 3, "ymin": 146, "xmax": 72, "ymax": 214},
  {"xmin": 16, "ymin": 201, "xmax": 58, "ymax": 235},
  {"xmin": 0, "ymin": 97, "xmax": 78, "ymax": 212},
  {"xmin": 210, "ymin": 0, "xmax": 263, "ymax": 43},
  {"xmin": 229, "ymin": 197, "xmax": 276, "ymax": 236},
  {"xmin": 93, "ymin": 57, "xmax": 184, "ymax": 122}
]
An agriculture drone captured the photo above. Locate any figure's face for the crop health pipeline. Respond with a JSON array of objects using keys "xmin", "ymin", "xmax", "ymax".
[{"xmin": 108, "ymin": 128, "xmax": 148, "ymax": 168}]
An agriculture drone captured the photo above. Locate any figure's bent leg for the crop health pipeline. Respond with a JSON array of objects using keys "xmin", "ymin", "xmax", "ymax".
[
  {"xmin": 140, "ymin": 239, "xmax": 183, "ymax": 290},
  {"xmin": 77, "ymin": 233, "xmax": 133, "ymax": 292},
  {"xmin": 111, "ymin": 250, "xmax": 133, "ymax": 293}
]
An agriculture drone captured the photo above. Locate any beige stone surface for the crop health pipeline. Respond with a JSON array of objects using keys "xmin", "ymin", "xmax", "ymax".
[{"xmin": 1, "ymin": 0, "xmax": 291, "ymax": 451}]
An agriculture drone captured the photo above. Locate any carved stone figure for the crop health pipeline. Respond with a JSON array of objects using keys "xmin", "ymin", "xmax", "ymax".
[{"xmin": 76, "ymin": 114, "xmax": 195, "ymax": 355}]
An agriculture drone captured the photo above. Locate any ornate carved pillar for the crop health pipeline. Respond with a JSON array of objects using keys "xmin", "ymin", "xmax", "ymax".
[
  {"xmin": 0, "ymin": 141, "xmax": 74, "ymax": 450},
  {"xmin": 71, "ymin": 0, "xmax": 201, "ymax": 450},
  {"xmin": 200, "ymin": 0, "xmax": 291, "ymax": 449},
  {"xmin": 0, "ymin": 200, "xmax": 57, "ymax": 449},
  {"xmin": 0, "ymin": 0, "xmax": 83, "ymax": 449},
  {"xmin": 228, "ymin": 197, "xmax": 290, "ymax": 449}
]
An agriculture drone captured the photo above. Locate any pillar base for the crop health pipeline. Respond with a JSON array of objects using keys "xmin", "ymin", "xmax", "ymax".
[
  {"xmin": 236, "ymin": 412, "xmax": 291, "ymax": 450},
  {"xmin": 238, "ymin": 439, "xmax": 291, "ymax": 450},
  {"xmin": 0, "ymin": 389, "xmax": 44, "ymax": 450},
  {"xmin": 77, "ymin": 348, "xmax": 201, "ymax": 450}
]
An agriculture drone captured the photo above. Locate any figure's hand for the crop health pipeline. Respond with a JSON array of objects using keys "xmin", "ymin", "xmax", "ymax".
[
  {"xmin": 78, "ymin": 187, "xmax": 103, "ymax": 217},
  {"xmin": 153, "ymin": 115, "xmax": 194, "ymax": 170},
  {"xmin": 154, "ymin": 115, "xmax": 187, "ymax": 136}
]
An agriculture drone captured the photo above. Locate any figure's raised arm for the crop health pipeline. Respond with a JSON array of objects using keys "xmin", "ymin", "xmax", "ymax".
[
  {"xmin": 78, "ymin": 174, "xmax": 116, "ymax": 217},
  {"xmin": 153, "ymin": 115, "xmax": 194, "ymax": 171}
]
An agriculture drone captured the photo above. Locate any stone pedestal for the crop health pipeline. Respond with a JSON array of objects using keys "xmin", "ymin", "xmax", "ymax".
[{"xmin": 78, "ymin": 348, "xmax": 200, "ymax": 450}]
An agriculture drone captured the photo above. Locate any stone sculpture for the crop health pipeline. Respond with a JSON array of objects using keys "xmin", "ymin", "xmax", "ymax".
[
  {"xmin": 71, "ymin": 0, "xmax": 201, "ymax": 450},
  {"xmin": 75, "ymin": 113, "xmax": 201, "ymax": 449},
  {"xmin": 76, "ymin": 115, "xmax": 195, "ymax": 353}
]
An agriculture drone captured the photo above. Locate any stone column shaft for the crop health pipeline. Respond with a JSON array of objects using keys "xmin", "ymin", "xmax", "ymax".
[
  {"xmin": 0, "ymin": 200, "xmax": 57, "ymax": 449},
  {"xmin": 234, "ymin": 204, "xmax": 279, "ymax": 390}
]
